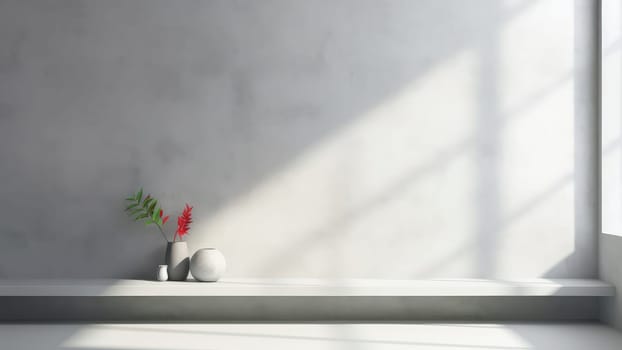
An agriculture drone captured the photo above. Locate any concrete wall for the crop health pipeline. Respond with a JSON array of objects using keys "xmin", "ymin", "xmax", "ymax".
[{"xmin": 0, "ymin": 0, "xmax": 599, "ymax": 279}]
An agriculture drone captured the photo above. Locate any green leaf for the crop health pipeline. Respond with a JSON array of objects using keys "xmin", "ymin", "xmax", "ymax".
[
  {"xmin": 148, "ymin": 200, "xmax": 158, "ymax": 216},
  {"xmin": 129, "ymin": 207, "xmax": 144, "ymax": 216},
  {"xmin": 125, "ymin": 203, "xmax": 139, "ymax": 211},
  {"xmin": 151, "ymin": 206, "xmax": 160, "ymax": 220},
  {"xmin": 134, "ymin": 213, "xmax": 149, "ymax": 220},
  {"xmin": 142, "ymin": 197, "xmax": 153, "ymax": 209},
  {"xmin": 126, "ymin": 206, "xmax": 143, "ymax": 220},
  {"xmin": 124, "ymin": 188, "xmax": 169, "ymax": 230}
]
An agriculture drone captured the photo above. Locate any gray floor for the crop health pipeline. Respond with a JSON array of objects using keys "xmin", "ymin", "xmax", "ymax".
[{"xmin": 3, "ymin": 323, "xmax": 622, "ymax": 349}]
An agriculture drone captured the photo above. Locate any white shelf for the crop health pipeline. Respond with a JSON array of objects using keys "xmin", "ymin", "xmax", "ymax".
[{"xmin": 0, "ymin": 278, "xmax": 614, "ymax": 297}]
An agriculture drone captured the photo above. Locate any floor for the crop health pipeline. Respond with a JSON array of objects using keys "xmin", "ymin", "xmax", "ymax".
[{"xmin": 2, "ymin": 323, "xmax": 622, "ymax": 350}]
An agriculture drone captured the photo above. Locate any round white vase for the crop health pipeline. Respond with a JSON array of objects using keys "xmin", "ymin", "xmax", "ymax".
[{"xmin": 190, "ymin": 248, "xmax": 226, "ymax": 282}]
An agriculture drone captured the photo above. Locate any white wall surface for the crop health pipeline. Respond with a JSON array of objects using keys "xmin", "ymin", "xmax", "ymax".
[
  {"xmin": 0, "ymin": 0, "xmax": 599, "ymax": 279},
  {"xmin": 602, "ymin": 0, "xmax": 622, "ymax": 236},
  {"xmin": 600, "ymin": 0, "xmax": 622, "ymax": 331}
]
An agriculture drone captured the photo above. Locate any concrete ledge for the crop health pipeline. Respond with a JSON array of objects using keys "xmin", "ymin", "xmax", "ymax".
[
  {"xmin": 0, "ymin": 296, "xmax": 603, "ymax": 322},
  {"xmin": 0, "ymin": 279, "xmax": 613, "ymax": 322},
  {"xmin": 0, "ymin": 278, "xmax": 614, "ymax": 296}
]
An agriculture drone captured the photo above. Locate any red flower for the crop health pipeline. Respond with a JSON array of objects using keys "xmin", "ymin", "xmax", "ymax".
[
  {"xmin": 159, "ymin": 209, "xmax": 169, "ymax": 225},
  {"xmin": 175, "ymin": 204, "xmax": 193, "ymax": 241}
]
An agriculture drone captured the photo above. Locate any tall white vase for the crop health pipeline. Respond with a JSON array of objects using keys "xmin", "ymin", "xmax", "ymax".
[{"xmin": 165, "ymin": 241, "xmax": 189, "ymax": 281}]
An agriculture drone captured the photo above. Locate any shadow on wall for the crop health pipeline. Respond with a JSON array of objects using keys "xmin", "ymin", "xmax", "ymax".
[{"xmin": 0, "ymin": 0, "xmax": 598, "ymax": 278}]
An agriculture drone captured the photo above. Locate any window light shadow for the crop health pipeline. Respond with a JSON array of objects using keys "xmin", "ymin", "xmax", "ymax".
[{"xmin": 3, "ymin": 323, "xmax": 620, "ymax": 350}]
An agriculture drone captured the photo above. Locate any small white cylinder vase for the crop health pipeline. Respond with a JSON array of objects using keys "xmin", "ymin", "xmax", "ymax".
[
  {"xmin": 190, "ymin": 248, "xmax": 226, "ymax": 282},
  {"xmin": 157, "ymin": 265, "xmax": 168, "ymax": 281}
]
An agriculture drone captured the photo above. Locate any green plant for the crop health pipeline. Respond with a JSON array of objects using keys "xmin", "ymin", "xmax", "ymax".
[{"xmin": 124, "ymin": 188, "xmax": 170, "ymax": 242}]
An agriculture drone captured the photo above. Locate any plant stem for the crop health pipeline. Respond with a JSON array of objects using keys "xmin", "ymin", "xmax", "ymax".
[{"xmin": 156, "ymin": 225, "xmax": 169, "ymax": 242}]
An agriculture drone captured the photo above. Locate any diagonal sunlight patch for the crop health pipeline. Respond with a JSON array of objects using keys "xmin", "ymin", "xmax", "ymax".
[
  {"xmin": 493, "ymin": 0, "xmax": 577, "ymax": 276},
  {"xmin": 186, "ymin": 0, "xmax": 584, "ymax": 279},
  {"xmin": 54, "ymin": 323, "xmax": 622, "ymax": 350},
  {"xmin": 59, "ymin": 323, "xmax": 534, "ymax": 350},
  {"xmin": 415, "ymin": 0, "xmax": 585, "ymax": 278},
  {"xmin": 189, "ymin": 48, "xmax": 479, "ymax": 277}
]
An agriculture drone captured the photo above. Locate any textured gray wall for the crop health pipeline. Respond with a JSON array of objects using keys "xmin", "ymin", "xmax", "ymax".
[{"xmin": 0, "ymin": 0, "xmax": 599, "ymax": 279}]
